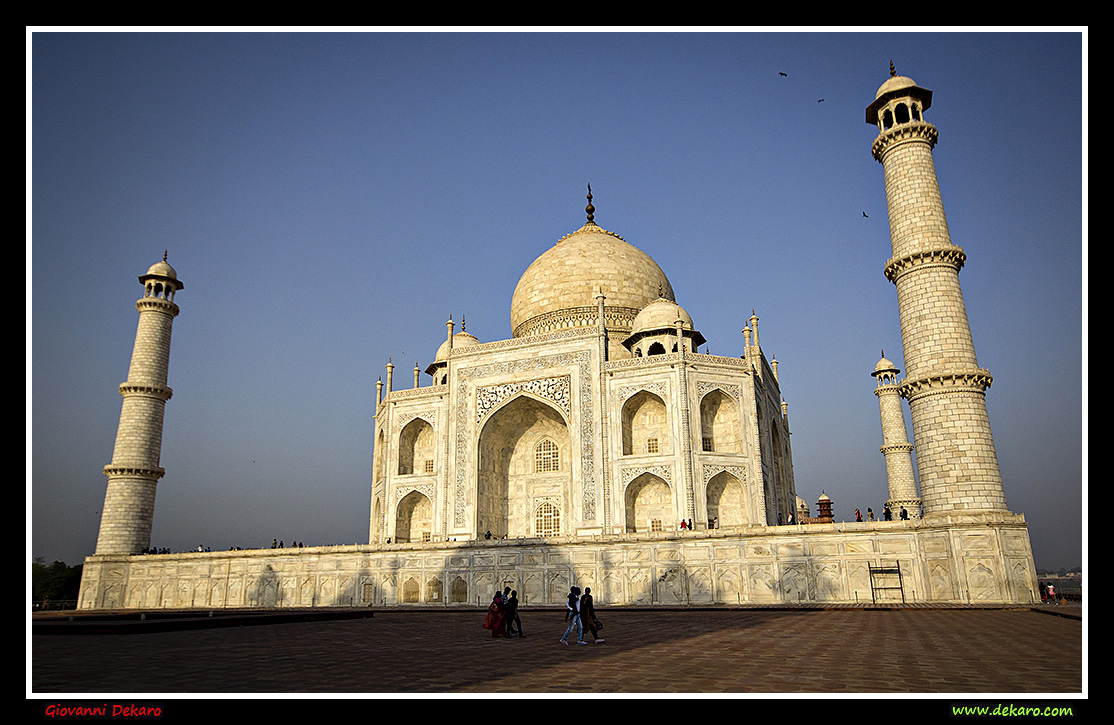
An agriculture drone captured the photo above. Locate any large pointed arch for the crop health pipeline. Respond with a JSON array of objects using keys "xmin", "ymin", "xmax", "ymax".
[{"xmin": 476, "ymin": 393, "xmax": 570, "ymax": 539}]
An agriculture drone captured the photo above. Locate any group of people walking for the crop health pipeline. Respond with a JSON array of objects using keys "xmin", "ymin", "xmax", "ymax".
[
  {"xmin": 482, "ymin": 587, "xmax": 523, "ymax": 638},
  {"xmin": 480, "ymin": 584, "xmax": 606, "ymax": 646},
  {"xmin": 561, "ymin": 585, "xmax": 604, "ymax": 645}
]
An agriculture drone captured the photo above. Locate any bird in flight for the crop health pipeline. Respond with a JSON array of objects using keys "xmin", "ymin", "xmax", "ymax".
[
  {"xmin": 862, "ymin": 211, "xmax": 869, "ymax": 218},
  {"xmin": 818, "ymin": 98, "xmax": 825, "ymax": 103},
  {"xmin": 778, "ymin": 72, "xmax": 788, "ymax": 77}
]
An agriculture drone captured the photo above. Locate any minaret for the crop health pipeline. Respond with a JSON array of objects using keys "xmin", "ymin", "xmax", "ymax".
[
  {"xmin": 95, "ymin": 253, "xmax": 183, "ymax": 554},
  {"xmin": 872, "ymin": 353, "xmax": 921, "ymax": 518},
  {"xmin": 867, "ymin": 64, "xmax": 1006, "ymax": 517}
]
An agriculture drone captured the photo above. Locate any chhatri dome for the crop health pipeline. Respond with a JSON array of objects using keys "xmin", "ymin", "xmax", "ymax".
[
  {"xmin": 865, "ymin": 61, "xmax": 933, "ymax": 125},
  {"xmin": 138, "ymin": 251, "xmax": 183, "ymax": 289},
  {"xmin": 629, "ymin": 295, "xmax": 696, "ymax": 336},
  {"xmin": 873, "ymin": 353, "xmax": 898, "ymax": 375},
  {"xmin": 510, "ymin": 187, "xmax": 675, "ymax": 340},
  {"xmin": 435, "ymin": 327, "xmax": 480, "ymax": 362}
]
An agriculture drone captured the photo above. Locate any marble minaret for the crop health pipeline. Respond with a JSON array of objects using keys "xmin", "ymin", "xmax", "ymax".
[
  {"xmin": 867, "ymin": 64, "xmax": 1007, "ymax": 517},
  {"xmin": 872, "ymin": 353, "xmax": 921, "ymax": 518},
  {"xmin": 94, "ymin": 253, "xmax": 183, "ymax": 554}
]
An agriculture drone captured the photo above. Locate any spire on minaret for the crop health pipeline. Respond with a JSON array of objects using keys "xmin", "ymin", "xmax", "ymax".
[
  {"xmin": 889, "ymin": 60, "xmax": 896, "ymax": 77},
  {"xmin": 585, "ymin": 184, "xmax": 595, "ymax": 224}
]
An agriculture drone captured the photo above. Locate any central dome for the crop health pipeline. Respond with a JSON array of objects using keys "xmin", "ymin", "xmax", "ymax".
[{"xmin": 510, "ymin": 221, "xmax": 674, "ymax": 339}]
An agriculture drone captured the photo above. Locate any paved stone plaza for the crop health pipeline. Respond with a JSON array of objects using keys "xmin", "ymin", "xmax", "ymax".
[{"xmin": 31, "ymin": 606, "xmax": 1082, "ymax": 695}]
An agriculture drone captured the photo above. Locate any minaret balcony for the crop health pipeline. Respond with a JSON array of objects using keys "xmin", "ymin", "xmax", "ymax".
[{"xmin": 871, "ymin": 120, "xmax": 939, "ymax": 161}]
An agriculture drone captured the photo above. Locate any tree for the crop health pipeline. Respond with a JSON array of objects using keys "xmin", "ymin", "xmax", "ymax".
[{"xmin": 32, "ymin": 558, "xmax": 83, "ymax": 603}]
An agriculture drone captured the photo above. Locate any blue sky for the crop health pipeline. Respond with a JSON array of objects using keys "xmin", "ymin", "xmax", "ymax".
[{"xmin": 29, "ymin": 29, "xmax": 1086, "ymax": 572}]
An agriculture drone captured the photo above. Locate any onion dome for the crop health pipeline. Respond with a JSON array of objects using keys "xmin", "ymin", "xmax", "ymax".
[{"xmin": 510, "ymin": 187, "xmax": 674, "ymax": 339}]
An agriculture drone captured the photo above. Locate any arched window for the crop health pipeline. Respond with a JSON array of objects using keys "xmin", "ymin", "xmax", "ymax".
[
  {"xmin": 647, "ymin": 342, "xmax": 666, "ymax": 356},
  {"xmin": 535, "ymin": 501, "xmax": 560, "ymax": 537},
  {"xmin": 534, "ymin": 438, "xmax": 560, "ymax": 473}
]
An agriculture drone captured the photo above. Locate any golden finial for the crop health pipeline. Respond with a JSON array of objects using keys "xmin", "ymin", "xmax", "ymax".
[
  {"xmin": 163, "ymin": 250, "xmax": 168, "ymax": 262},
  {"xmin": 585, "ymin": 184, "xmax": 595, "ymax": 223},
  {"xmin": 889, "ymin": 60, "xmax": 896, "ymax": 78}
]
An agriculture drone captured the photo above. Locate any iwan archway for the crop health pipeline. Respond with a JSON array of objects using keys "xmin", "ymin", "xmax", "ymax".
[{"xmin": 476, "ymin": 394, "xmax": 571, "ymax": 539}]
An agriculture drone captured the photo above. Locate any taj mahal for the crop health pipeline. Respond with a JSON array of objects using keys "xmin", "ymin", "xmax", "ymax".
[{"xmin": 77, "ymin": 68, "xmax": 1040, "ymax": 610}]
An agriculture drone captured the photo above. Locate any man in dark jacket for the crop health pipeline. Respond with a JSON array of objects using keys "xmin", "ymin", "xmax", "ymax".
[
  {"xmin": 506, "ymin": 589, "xmax": 523, "ymax": 637},
  {"xmin": 580, "ymin": 587, "xmax": 604, "ymax": 643}
]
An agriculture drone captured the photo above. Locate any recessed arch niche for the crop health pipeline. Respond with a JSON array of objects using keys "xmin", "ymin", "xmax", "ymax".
[
  {"xmin": 476, "ymin": 394, "xmax": 570, "ymax": 538},
  {"xmin": 624, "ymin": 472, "xmax": 674, "ymax": 533},
  {"xmin": 395, "ymin": 490, "xmax": 433, "ymax": 543},
  {"xmin": 706, "ymin": 470, "xmax": 747, "ymax": 527},
  {"xmin": 398, "ymin": 417, "xmax": 435, "ymax": 475},
  {"xmin": 621, "ymin": 390, "xmax": 670, "ymax": 456},
  {"xmin": 699, "ymin": 388, "xmax": 743, "ymax": 454}
]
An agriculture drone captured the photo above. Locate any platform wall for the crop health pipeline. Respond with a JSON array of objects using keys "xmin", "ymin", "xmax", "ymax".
[{"xmin": 78, "ymin": 515, "xmax": 1038, "ymax": 610}]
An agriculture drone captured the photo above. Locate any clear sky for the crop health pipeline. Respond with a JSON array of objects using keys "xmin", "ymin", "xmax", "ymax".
[{"xmin": 29, "ymin": 29, "xmax": 1086, "ymax": 573}]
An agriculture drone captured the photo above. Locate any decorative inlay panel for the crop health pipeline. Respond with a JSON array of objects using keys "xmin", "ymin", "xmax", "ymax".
[
  {"xmin": 395, "ymin": 483, "xmax": 435, "ymax": 503},
  {"xmin": 387, "ymin": 385, "xmax": 448, "ymax": 401},
  {"xmin": 618, "ymin": 381, "xmax": 668, "ymax": 403},
  {"xmin": 514, "ymin": 306, "xmax": 638, "ymax": 339},
  {"xmin": 397, "ymin": 410, "xmax": 437, "ymax": 428},
  {"xmin": 476, "ymin": 375, "xmax": 571, "ymax": 424},
  {"xmin": 621, "ymin": 465, "xmax": 673, "ymax": 486},
  {"xmin": 697, "ymin": 382, "xmax": 740, "ymax": 401},
  {"xmin": 702, "ymin": 464, "xmax": 747, "ymax": 485}
]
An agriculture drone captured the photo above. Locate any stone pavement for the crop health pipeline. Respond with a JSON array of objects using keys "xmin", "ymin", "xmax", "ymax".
[{"xmin": 30, "ymin": 605, "xmax": 1083, "ymax": 696}]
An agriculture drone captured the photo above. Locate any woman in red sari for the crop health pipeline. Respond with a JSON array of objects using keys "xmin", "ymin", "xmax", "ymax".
[{"xmin": 482, "ymin": 593, "xmax": 507, "ymax": 637}]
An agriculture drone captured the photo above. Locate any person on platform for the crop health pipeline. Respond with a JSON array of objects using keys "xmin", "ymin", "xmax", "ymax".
[
  {"xmin": 482, "ymin": 592, "xmax": 507, "ymax": 638},
  {"xmin": 506, "ymin": 589, "xmax": 523, "ymax": 638},
  {"xmin": 560, "ymin": 586, "xmax": 585, "ymax": 645},
  {"xmin": 580, "ymin": 587, "xmax": 604, "ymax": 644}
]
